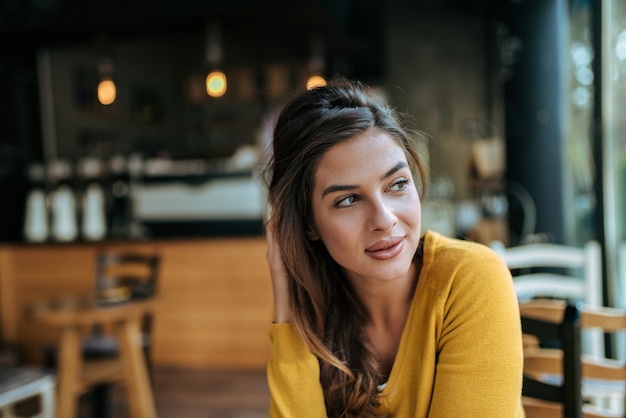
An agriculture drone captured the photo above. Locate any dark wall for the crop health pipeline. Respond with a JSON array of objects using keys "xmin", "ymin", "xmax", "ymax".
[
  {"xmin": 0, "ymin": 48, "xmax": 42, "ymax": 241},
  {"xmin": 0, "ymin": 0, "xmax": 387, "ymax": 242}
]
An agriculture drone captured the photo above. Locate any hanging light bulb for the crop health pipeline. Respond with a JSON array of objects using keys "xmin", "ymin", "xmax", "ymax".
[
  {"xmin": 98, "ymin": 76, "xmax": 117, "ymax": 105},
  {"xmin": 97, "ymin": 46, "xmax": 116, "ymax": 105},
  {"xmin": 206, "ymin": 70, "xmax": 227, "ymax": 97},
  {"xmin": 205, "ymin": 21, "xmax": 227, "ymax": 98},
  {"xmin": 307, "ymin": 34, "xmax": 327, "ymax": 90}
]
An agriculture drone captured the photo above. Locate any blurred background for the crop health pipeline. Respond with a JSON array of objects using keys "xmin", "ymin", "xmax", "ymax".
[
  {"xmin": 0, "ymin": 0, "xmax": 625, "ymax": 415},
  {"xmin": 3, "ymin": 0, "xmax": 623, "ymax": 302}
]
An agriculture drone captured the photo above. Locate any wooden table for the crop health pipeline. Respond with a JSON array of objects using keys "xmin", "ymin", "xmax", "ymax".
[{"xmin": 31, "ymin": 297, "xmax": 157, "ymax": 418}]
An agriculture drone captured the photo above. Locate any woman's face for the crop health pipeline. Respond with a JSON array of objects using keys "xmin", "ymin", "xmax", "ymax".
[{"xmin": 310, "ymin": 128, "xmax": 422, "ymax": 286}]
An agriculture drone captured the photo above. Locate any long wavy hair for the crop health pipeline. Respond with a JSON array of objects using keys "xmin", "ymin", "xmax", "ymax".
[{"xmin": 265, "ymin": 79, "xmax": 427, "ymax": 417}]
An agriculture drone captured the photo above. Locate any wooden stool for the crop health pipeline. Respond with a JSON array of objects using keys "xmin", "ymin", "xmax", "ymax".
[{"xmin": 31, "ymin": 297, "xmax": 157, "ymax": 418}]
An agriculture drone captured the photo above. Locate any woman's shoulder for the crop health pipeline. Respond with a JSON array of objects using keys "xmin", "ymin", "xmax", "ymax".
[
  {"xmin": 422, "ymin": 230, "xmax": 503, "ymax": 264},
  {"xmin": 419, "ymin": 230, "xmax": 512, "ymax": 292}
]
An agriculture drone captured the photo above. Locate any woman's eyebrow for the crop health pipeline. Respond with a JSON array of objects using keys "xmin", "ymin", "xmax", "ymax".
[
  {"xmin": 322, "ymin": 184, "xmax": 357, "ymax": 197},
  {"xmin": 382, "ymin": 162, "xmax": 408, "ymax": 179},
  {"xmin": 321, "ymin": 161, "xmax": 408, "ymax": 197}
]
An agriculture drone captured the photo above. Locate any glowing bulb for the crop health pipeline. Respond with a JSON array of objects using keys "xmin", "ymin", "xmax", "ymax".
[
  {"xmin": 97, "ymin": 78, "xmax": 116, "ymax": 105},
  {"xmin": 206, "ymin": 70, "xmax": 227, "ymax": 97},
  {"xmin": 306, "ymin": 74, "xmax": 327, "ymax": 90}
]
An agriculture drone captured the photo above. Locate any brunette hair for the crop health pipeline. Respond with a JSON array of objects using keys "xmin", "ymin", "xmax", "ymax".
[{"xmin": 265, "ymin": 79, "xmax": 427, "ymax": 417}]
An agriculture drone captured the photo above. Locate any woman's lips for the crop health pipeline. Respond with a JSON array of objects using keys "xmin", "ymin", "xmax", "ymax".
[{"xmin": 365, "ymin": 237, "xmax": 405, "ymax": 260}]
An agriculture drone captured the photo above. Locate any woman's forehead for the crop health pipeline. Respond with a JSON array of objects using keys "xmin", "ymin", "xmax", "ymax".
[{"xmin": 313, "ymin": 131, "xmax": 408, "ymax": 185}]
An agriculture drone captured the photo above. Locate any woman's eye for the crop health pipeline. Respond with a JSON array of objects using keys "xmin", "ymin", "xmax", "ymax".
[
  {"xmin": 390, "ymin": 178, "xmax": 410, "ymax": 191},
  {"xmin": 335, "ymin": 195, "xmax": 357, "ymax": 207}
]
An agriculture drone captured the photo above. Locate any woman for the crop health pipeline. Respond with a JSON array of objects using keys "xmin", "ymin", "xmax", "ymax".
[{"xmin": 264, "ymin": 79, "xmax": 524, "ymax": 417}]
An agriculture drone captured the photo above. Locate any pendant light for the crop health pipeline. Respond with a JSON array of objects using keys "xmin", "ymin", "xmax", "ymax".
[
  {"xmin": 206, "ymin": 70, "xmax": 227, "ymax": 98},
  {"xmin": 97, "ymin": 76, "xmax": 116, "ymax": 105},
  {"xmin": 97, "ymin": 37, "xmax": 116, "ymax": 105},
  {"xmin": 205, "ymin": 21, "xmax": 227, "ymax": 98},
  {"xmin": 306, "ymin": 34, "xmax": 327, "ymax": 90}
]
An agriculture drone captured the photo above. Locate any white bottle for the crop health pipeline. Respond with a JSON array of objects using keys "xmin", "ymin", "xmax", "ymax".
[
  {"xmin": 51, "ymin": 184, "xmax": 78, "ymax": 242},
  {"xmin": 48, "ymin": 159, "xmax": 78, "ymax": 242},
  {"xmin": 24, "ymin": 190, "xmax": 48, "ymax": 242},
  {"xmin": 82, "ymin": 182, "xmax": 107, "ymax": 240},
  {"xmin": 23, "ymin": 163, "xmax": 49, "ymax": 242},
  {"xmin": 80, "ymin": 157, "xmax": 107, "ymax": 241}
]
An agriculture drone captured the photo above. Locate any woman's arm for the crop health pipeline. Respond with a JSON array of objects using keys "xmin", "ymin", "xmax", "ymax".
[
  {"xmin": 428, "ymin": 249, "xmax": 524, "ymax": 417},
  {"xmin": 265, "ymin": 222, "xmax": 328, "ymax": 417},
  {"xmin": 267, "ymin": 324, "xmax": 327, "ymax": 417},
  {"xmin": 266, "ymin": 222, "xmax": 291, "ymax": 323}
]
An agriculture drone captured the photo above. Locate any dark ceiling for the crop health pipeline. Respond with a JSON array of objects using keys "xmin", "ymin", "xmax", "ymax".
[
  {"xmin": 0, "ymin": 0, "xmax": 493, "ymax": 81},
  {"xmin": 0, "ymin": 0, "xmax": 376, "ymax": 45},
  {"xmin": 1, "ymin": 0, "xmax": 390, "ymax": 79},
  {"xmin": 0, "ymin": 0, "xmax": 492, "ymax": 47}
]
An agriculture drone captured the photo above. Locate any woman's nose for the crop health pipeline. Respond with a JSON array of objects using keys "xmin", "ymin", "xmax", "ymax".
[{"xmin": 368, "ymin": 197, "xmax": 398, "ymax": 232}]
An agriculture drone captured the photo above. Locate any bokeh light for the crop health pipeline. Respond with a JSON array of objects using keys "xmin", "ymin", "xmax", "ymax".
[
  {"xmin": 97, "ymin": 78, "xmax": 116, "ymax": 105},
  {"xmin": 206, "ymin": 70, "xmax": 227, "ymax": 97}
]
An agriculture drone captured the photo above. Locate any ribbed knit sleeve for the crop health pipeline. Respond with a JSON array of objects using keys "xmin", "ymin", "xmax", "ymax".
[
  {"xmin": 267, "ymin": 323, "xmax": 327, "ymax": 417},
  {"xmin": 421, "ymin": 233, "xmax": 525, "ymax": 417}
]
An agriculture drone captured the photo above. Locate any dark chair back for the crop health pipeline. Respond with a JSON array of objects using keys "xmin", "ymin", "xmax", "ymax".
[
  {"xmin": 521, "ymin": 299, "xmax": 626, "ymax": 417},
  {"xmin": 521, "ymin": 302, "xmax": 583, "ymax": 418}
]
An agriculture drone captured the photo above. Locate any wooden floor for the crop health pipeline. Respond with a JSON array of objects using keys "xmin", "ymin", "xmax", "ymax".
[
  {"xmin": 77, "ymin": 367, "xmax": 271, "ymax": 418},
  {"xmin": 8, "ymin": 366, "xmax": 270, "ymax": 417},
  {"xmin": 153, "ymin": 368, "xmax": 270, "ymax": 418}
]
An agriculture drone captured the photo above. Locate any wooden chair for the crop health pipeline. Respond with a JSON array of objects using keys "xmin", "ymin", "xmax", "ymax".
[
  {"xmin": 616, "ymin": 243, "xmax": 626, "ymax": 363},
  {"xmin": 43, "ymin": 250, "xmax": 161, "ymax": 417},
  {"xmin": 33, "ymin": 297, "xmax": 157, "ymax": 418},
  {"xmin": 0, "ymin": 366, "xmax": 55, "ymax": 418},
  {"xmin": 90, "ymin": 250, "xmax": 161, "ymax": 373},
  {"xmin": 520, "ymin": 299, "xmax": 626, "ymax": 418},
  {"xmin": 87, "ymin": 250, "xmax": 161, "ymax": 417},
  {"xmin": 491, "ymin": 240, "xmax": 604, "ymax": 357},
  {"xmin": 0, "ymin": 342, "xmax": 55, "ymax": 418},
  {"xmin": 94, "ymin": 251, "xmax": 161, "ymax": 305}
]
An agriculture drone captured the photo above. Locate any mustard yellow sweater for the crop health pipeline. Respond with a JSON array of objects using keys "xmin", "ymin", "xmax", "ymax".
[{"xmin": 267, "ymin": 230, "xmax": 525, "ymax": 417}]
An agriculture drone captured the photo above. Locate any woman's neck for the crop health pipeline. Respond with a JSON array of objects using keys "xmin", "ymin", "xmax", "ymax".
[
  {"xmin": 358, "ymin": 249, "xmax": 424, "ymax": 380},
  {"xmin": 362, "ymin": 263, "xmax": 419, "ymax": 380},
  {"xmin": 353, "ymin": 258, "xmax": 420, "ymax": 322}
]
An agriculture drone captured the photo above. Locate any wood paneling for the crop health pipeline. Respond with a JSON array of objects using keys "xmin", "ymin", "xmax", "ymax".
[{"xmin": 0, "ymin": 238, "xmax": 273, "ymax": 371}]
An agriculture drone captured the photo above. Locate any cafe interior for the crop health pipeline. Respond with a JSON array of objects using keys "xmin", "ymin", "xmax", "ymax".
[{"xmin": 0, "ymin": 0, "xmax": 625, "ymax": 416}]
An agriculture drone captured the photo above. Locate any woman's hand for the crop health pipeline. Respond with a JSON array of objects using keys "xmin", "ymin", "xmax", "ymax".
[{"xmin": 265, "ymin": 221, "xmax": 292, "ymax": 323}]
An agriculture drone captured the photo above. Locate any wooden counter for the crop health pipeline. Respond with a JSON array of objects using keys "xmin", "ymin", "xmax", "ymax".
[{"xmin": 0, "ymin": 238, "xmax": 273, "ymax": 371}]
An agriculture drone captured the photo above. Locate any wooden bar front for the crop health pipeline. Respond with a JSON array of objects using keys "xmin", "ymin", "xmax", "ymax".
[{"xmin": 0, "ymin": 238, "xmax": 273, "ymax": 371}]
